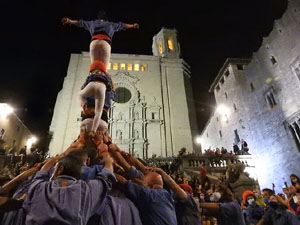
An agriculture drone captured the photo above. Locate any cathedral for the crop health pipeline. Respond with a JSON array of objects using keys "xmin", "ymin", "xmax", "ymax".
[
  {"xmin": 200, "ymin": 0, "xmax": 300, "ymax": 191},
  {"xmin": 49, "ymin": 28, "xmax": 198, "ymax": 158}
]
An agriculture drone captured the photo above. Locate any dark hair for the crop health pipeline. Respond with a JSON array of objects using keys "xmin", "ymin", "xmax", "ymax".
[
  {"xmin": 57, "ymin": 155, "xmax": 84, "ymax": 179},
  {"xmin": 262, "ymin": 188, "xmax": 274, "ymax": 195},
  {"xmin": 97, "ymin": 10, "xmax": 108, "ymax": 21},
  {"xmin": 216, "ymin": 184, "xmax": 235, "ymax": 203},
  {"xmin": 85, "ymin": 147, "xmax": 98, "ymax": 166},
  {"xmin": 290, "ymin": 174, "xmax": 300, "ymax": 184}
]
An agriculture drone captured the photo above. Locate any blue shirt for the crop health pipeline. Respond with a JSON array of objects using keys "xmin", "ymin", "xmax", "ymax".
[
  {"xmin": 81, "ymin": 163, "xmax": 105, "ymax": 181},
  {"xmin": 125, "ymin": 181, "xmax": 177, "ymax": 225},
  {"xmin": 76, "ymin": 20, "xmax": 126, "ymax": 39},
  {"xmin": 24, "ymin": 169, "xmax": 116, "ymax": 225}
]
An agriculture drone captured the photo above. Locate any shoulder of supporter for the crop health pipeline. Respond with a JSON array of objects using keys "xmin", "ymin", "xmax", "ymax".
[{"xmin": 126, "ymin": 166, "xmax": 144, "ymax": 180}]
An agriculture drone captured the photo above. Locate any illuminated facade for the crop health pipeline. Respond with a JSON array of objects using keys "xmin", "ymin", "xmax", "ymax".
[
  {"xmin": 0, "ymin": 105, "xmax": 32, "ymax": 154},
  {"xmin": 49, "ymin": 28, "xmax": 199, "ymax": 157},
  {"xmin": 200, "ymin": 0, "xmax": 300, "ymax": 191}
]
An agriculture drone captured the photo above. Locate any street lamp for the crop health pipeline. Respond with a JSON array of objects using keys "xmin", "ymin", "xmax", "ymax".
[
  {"xmin": 195, "ymin": 136, "xmax": 202, "ymax": 145},
  {"xmin": 27, "ymin": 136, "xmax": 38, "ymax": 150},
  {"xmin": 0, "ymin": 103, "xmax": 14, "ymax": 119},
  {"xmin": 216, "ymin": 104, "xmax": 230, "ymax": 122}
]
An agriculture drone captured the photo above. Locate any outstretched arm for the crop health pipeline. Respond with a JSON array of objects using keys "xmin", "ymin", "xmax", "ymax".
[
  {"xmin": 61, "ymin": 17, "xmax": 79, "ymax": 25},
  {"xmin": 154, "ymin": 167, "xmax": 187, "ymax": 200},
  {"xmin": 1, "ymin": 165, "xmax": 42, "ymax": 195},
  {"xmin": 125, "ymin": 23, "xmax": 139, "ymax": 29}
]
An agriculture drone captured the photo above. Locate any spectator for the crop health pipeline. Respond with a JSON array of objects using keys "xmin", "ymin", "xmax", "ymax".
[
  {"xmin": 242, "ymin": 190, "xmax": 264, "ymax": 225},
  {"xmin": 199, "ymin": 184, "xmax": 246, "ymax": 225},
  {"xmin": 258, "ymin": 195, "xmax": 300, "ymax": 225},
  {"xmin": 290, "ymin": 174, "xmax": 300, "ymax": 186},
  {"xmin": 19, "ymin": 146, "xmax": 27, "ymax": 155}
]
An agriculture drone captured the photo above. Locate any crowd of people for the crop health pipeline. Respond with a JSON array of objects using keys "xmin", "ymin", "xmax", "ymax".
[
  {"xmin": 203, "ymin": 139, "xmax": 250, "ymax": 156},
  {"xmin": 0, "ymin": 133, "xmax": 299, "ymax": 225}
]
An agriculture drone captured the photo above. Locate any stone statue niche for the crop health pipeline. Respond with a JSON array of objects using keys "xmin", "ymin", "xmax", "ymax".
[{"xmin": 225, "ymin": 162, "xmax": 258, "ymax": 201}]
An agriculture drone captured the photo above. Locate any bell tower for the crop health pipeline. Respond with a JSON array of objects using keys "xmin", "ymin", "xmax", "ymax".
[{"xmin": 152, "ymin": 28, "xmax": 180, "ymax": 58}]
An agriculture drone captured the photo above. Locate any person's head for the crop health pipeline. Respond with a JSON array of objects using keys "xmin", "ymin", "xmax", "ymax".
[
  {"xmin": 179, "ymin": 183, "xmax": 193, "ymax": 195},
  {"xmin": 213, "ymin": 184, "xmax": 234, "ymax": 203},
  {"xmin": 200, "ymin": 192, "xmax": 205, "ymax": 200},
  {"xmin": 52, "ymin": 154, "xmax": 84, "ymax": 180},
  {"xmin": 66, "ymin": 149, "xmax": 89, "ymax": 166},
  {"xmin": 97, "ymin": 10, "xmax": 108, "ymax": 21},
  {"xmin": 282, "ymin": 187, "xmax": 289, "ymax": 195},
  {"xmin": 143, "ymin": 172, "xmax": 163, "ymax": 189},
  {"xmin": 242, "ymin": 190, "xmax": 256, "ymax": 205},
  {"xmin": 262, "ymin": 188, "xmax": 274, "ymax": 200},
  {"xmin": 278, "ymin": 193, "xmax": 286, "ymax": 200},
  {"xmin": 84, "ymin": 147, "xmax": 98, "ymax": 166},
  {"xmin": 253, "ymin": 188, "xmax": 261, "ymax": 197},
  {"xmin": 269, "ymin": 195, "xmax": 278, "ymax": 202},
  {"xmin": 288, "ymin": 185, "xmax": 297, "ymax": 195},
  {"xmin": 290, "ymin": 174, "xmax": 300, "ymax": 185}
]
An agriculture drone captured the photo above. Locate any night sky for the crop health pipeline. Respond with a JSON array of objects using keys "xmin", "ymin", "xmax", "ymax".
[{"xmin": 0, "ymin": 0, "xmax": 287, "ymax": 148}]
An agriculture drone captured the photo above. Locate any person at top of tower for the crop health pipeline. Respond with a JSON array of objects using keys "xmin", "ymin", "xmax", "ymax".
[{"xmin": 61, "ymin": 10, "xmax": 139, "ymax": 66}]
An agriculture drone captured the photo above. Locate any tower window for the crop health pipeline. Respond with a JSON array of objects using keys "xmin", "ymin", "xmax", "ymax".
[
  {"xmin": 115, "ymin": 87, "xmax": 132, "ymax": 103},
  {"xmin": 151, "ymin": 112, "xmax": 158, "ymax": 120},
  {"xmin": 207, "ymin": 133, "xmax": 209, "ymax": 137},
  {"xmin": 292, "ymin": 61, "xmax": 300, "ymax": 80},
  {"xmin": 289, "ymin": 121, "xmax": 300, "ymax": 152},
  {"xmin": 120, "ymin": 63, "xmax": 126, "ymax": 70},
  {"xmin": 215, "ymin": 85, "xmax": 220, "ymax": 92},
  {"xmin": 225, "ymin": 92, "xmax": 228, "ymax": 99},
  {"xmin": 134, "ymin": 64, "xmax": 140, "ymax": 71},
  {"xmin": 167, "ymin": 39, "xmax": 174, "ymax": 51},
  {"xmin": 112, "ymin": 63, "xmax": 118, "ymax": 70},
  {"xmin": 237, "ymin": 64, "xmax": 244, "ymax": 70},
  {"xmin": 158, "ymin": 41, "xmax": 163, "ymax": 54},
  {"xmin": 141, "ymin": 65, "xmax": 147, "ymax": 72},
  {"xmin": 127, "ymin": 64, "xmax": 133, "ymax": 71},
  {"xmin": 250, "ymin": 82, "xmax": 255, "ymax": 91},
  {"xmin": 264, "ymin": 88, "xmax": 277, "ymax": 109},
  {"xmin": 233, "ymin": 104, "xmax": 237, "ymax": 111},
  {"xmin": 224, "ymin": 70, "xmax": 230, "ymax": 77},
  {"xmin": 270, "ymin": 56, "xmax": 277, "ymax": 65},
  {"xmin": 219, "ymin": 130, "xmax": 222, "ymax": 138},
  {"xmin": 220, "ymin": 77, "xmax": 225, "ymax": 85},
  {"xmin": 234, "ymin": 129, "xmax": 240, "ymax": 143}
]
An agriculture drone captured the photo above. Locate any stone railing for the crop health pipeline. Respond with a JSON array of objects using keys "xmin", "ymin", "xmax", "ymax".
[
  {"xmin": 144, "ymin": 154, "xmax": 253, "ymax": 174},
  {"xmin": 181, "ymin": 154, "xmax": 253, "ymax": 171}
]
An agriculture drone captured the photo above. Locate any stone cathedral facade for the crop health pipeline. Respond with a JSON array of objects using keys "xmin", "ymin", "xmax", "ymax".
[
  {"xmin": 200, "ymin": 0, "xmax": 300, "ymax": 191},
  {"xmin": 49, "ymin": 28, "xmax": 198, "ymax": 158}
]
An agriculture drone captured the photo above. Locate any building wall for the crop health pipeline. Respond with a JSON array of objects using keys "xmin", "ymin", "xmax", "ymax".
[
  {"xmin": 0, "ymin": 112, "xmax": 32, "ymax": 154},
  {"xmin": 49, "ymin": 29, "xmax": 197, "ymax": 157},
  {"xmin": 200, "ymin": 0, "xmax": 300, "ymax": 191}
]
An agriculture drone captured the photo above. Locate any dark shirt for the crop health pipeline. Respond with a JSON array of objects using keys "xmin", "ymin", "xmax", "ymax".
[
  {"xmin": 174, "ymin": 193, "xmax": 201, "ymax": 225},
  {"xmin": 216, "ymin": 202, "xmax": 246, "ymax": 225},
  {"xmin": 125, "ymin": 181, "xmax": 177, "ymax": 225},
  {"xmin": 76, "ymin": 20, "xmax": 126, "ymax": 39},
  {"xmin": 263, "ymin": 206, "xmax": 300, "ymax": 225},
  {"xmin": 243, "ymin": 204, "xmax": 264, "ymax": 224}
]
